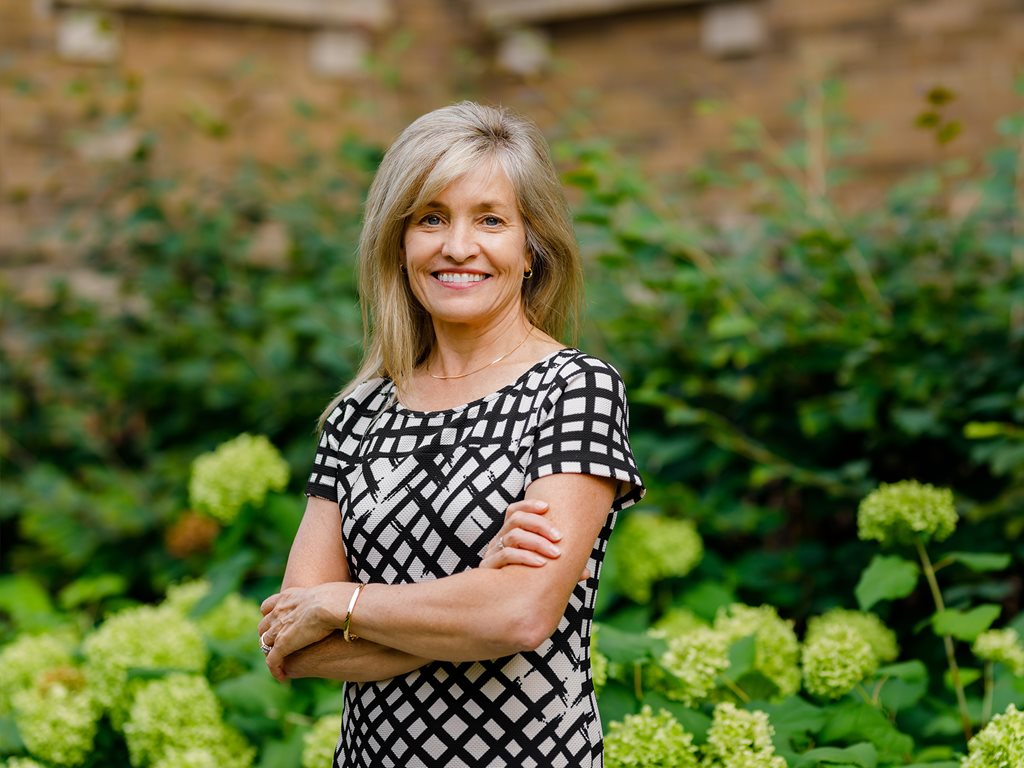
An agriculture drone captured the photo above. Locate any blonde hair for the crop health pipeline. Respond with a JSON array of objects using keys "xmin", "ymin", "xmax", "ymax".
[{"xmin": 319, "ymin": 102, "xmax": 582, "ymax": 428}]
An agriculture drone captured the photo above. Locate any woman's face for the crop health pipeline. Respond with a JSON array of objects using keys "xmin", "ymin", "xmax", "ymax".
[{"xmin": 403, "ymin": 161, "xmax": 531, "ymax": 335}]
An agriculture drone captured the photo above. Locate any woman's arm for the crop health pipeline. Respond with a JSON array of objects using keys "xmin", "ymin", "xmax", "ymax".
[
  {"xmin": 262, "ymin": 473, "xmax": 615, "ymax": 678},
  {"xmin": 267, "ymin": 495, "xmax": 576, "ymax": 681},
  {"xmin": 269, "ymin": 496, "xmax": 431, "ymax": 681}
]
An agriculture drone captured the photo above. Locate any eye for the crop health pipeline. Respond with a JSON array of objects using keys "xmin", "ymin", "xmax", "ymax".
[
  {"xmin": 420, "ymin": 213, "xmax": 443, "ymax": 226},
  {"xmin": 482, "ymin": 215, "xmax": 502, "ymax": 227}
]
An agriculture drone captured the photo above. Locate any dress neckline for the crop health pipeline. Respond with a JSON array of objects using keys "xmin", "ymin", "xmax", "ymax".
[{"xmin": 391, "ymin": 348, "xmax": 575, "ymax": 417}]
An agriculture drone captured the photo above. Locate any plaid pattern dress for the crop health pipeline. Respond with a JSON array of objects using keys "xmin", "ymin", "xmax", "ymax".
[{"xmin": 306, "ymin": 349, "xmax": 644, "ymax": 768}]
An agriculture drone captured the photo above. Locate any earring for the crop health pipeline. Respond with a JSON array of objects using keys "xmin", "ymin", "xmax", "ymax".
[
  {"xmin": 523, "ymin": 268, "xmax": 533, "ymax": 279},
  {"xmin": 400, "ymin": 265, "xmax": 407, "ymax": 274}
]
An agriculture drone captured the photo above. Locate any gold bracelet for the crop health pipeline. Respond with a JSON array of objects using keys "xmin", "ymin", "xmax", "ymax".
[{"xmin": 342, "ymin": 584, "xmax": 365, "ymax": 642}]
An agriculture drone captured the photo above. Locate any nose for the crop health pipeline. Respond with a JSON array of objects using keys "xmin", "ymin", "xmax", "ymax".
[{"xmin": 441, "ymin": 219, "xmax": 479, "ymax": 261}]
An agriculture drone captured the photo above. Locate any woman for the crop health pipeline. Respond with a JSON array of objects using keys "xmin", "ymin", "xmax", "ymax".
[{"xmin": 259, "ymin": 102, "xmax": 644, "ymax": 767}]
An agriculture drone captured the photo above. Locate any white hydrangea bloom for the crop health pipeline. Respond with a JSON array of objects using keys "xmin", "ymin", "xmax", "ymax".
[
  {"xmin": 189, "ymin": 433, "xmax": 289, "ymax": 523},
  {"xmin": 703, "ymin": 702, "xmax": 787, "ymax": 768}
]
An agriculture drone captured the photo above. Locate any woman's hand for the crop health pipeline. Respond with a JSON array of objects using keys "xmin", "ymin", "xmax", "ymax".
[
  {"xmin": 480, "ymin": 499, "xmax": 590, "ymax": 581},
  {"xmin": 259, "ymin": 582, "xmax": 352, "ymax": 680}
]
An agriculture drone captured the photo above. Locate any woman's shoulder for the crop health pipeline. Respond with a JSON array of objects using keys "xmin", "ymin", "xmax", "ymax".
[
  {"xmin": 543, "ymin": 347, "xmax": 627, "ymax": 386},
  {"xmin": 322, "ymin": 377, "xmax": 392, "ymax": 430}
]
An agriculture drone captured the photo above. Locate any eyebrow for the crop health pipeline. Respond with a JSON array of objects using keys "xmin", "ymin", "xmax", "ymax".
[{"xmin": 419, "ymin": 200, "xmax": 514, "ymax": 212}]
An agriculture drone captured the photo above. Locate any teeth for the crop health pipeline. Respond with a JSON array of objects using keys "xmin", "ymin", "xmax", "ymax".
[{"xmin": 436, "ymin": 272, "xmax": 487, "ymax": 284}]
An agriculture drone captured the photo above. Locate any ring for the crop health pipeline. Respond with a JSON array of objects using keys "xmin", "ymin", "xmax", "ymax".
[
  {"xmin": 497, "ymin": 536, "xmax": 505, "ymax": 550},
  {"xmin": 260, "ymin": 631, "xmax": 272, "ymax": 655}
]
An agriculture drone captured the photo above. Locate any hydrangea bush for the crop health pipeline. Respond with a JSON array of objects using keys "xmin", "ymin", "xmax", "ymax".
[
  {"xmin": 962, "ymin": 704, "xmax": 1024, "ymax": 768},
  {"xmin": 188, "ymin": 433, "xmax": 290, "ymax": 523},
  {"xmin": 0, "ymin": 574, "xmax": 337, "ymax": 767},
  {"xmin": 608, "ymin": 513, "xmax": 703, "ymax": 603},
  {"xmin": 857, "ymin": 480, "xmax": 957, "ymax": 546}
]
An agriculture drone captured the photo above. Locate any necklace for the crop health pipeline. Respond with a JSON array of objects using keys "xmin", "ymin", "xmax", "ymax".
[{"xmin": 429, "ymin": 327, "xmax": 533, "ymax": 380}]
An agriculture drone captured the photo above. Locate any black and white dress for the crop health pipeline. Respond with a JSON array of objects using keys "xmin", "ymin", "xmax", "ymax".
[{"xmin": 305, "ymin": 349, "xmax": 644, "ymax": 768}]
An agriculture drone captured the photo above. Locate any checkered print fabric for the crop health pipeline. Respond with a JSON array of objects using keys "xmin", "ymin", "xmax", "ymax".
[{"xmin": 306, "ymin": 349, "xmax": 644, "ymax": 768}]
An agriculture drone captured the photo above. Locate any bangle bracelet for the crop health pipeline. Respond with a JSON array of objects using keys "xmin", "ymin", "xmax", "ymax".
[{"xmin": 343, "ymin": 584, "xmax": 365, "ymax": 642}]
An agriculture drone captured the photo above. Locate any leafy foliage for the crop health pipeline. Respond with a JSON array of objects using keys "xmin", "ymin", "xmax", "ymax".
[{"xmin": 1, "ymin": 72, "xmax": 1022, "ymax": 766}]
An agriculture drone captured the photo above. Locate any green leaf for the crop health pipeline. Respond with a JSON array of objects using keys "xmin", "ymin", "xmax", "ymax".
[
  {"xmin": 940, "ymin": 552, "xmax": 1011, "ymax": 572},
  {"xmin": 215, "ymin": 670, "xmax": 292, "ymax": 719},
  {"xmin": 58, "ymin": 573, "xmax": 127, "ymax": 609},
  {"xmin": 931, "ymin": 604, "xmax": 1001, "ymax": 641},
  {"xmin": 855, "ymin": 555, "xmax": 920, "ymax": 610},
  {"xmin": 756, "ymin": 696, "xmax": 827, "ymax": 751},
  {"xmin": 0, "ymin": 716, "xmax": 25, "ymax": 755},
  {"xmin": 794, "ymin": 743, "xmax": 878, "ymax": 768},
  {"xmin": 871, "ymin": 661, "xmax": 928, "ymax": 711},
  {"xmin": 642, "ymin": 691, "xmax": 712, "ymax": 744},
  {"xmin": 677, "ymin": 581, "xmax": 736, "ymax": 622},
  {"xmin": 820, "ymin": 700, "xmax": 914, "ymax": 763},
  {"xmin": 0, "ymin": 573, "xmax": 57, "ymax": 631},
  {"xmin": 597, "ymin": 624, "xmax": 666, "ymax": 665},
  {"xmin": 257, "ymin": 729, "xmax": 306, "ymax": 768},
  {"xmin": 189, "ymin": 550, "xmax": 256, "ymax": 619},
  {"xmin": 726, "ymin": 634, "xmax": 757, "ymax": 678},
  {"xmin": 597, "ymin": 679, "xmax": 638, "ymax": 733},
  {"xmin": 943, "ymin": 666, "xmax": 982, "ymax": 690}
]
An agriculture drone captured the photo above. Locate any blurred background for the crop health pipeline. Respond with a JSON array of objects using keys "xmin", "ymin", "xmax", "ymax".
[{"xmin": 1, "ymin": 1, "xmax": 1022, "ymax": 767}]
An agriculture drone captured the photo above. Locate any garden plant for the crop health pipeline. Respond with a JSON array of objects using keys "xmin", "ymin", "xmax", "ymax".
[{"xmin": 1, "ymin": 72, "xmax": 1022, "ymax": 766}]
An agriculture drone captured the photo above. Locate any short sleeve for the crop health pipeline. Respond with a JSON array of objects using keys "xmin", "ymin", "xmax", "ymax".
[
  {"xmin": 304, "ymin": 378, "xmax": 391, "ymax": 502},
  {"xmin": 525, "ymin": 360, "xmax": 645, "ymax": 511},
  {"xmin": 305, "ymin": 401, "xmax": 351, "ymax": 502}
]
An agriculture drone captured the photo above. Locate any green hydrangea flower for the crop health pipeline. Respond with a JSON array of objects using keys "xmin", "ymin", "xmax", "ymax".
[
  {"xmin": 302, "ymin": 715, "xmax": 341, "ymax": 768},
  {"xmin": 2, "ymin": 759, "xmax": 50, "ymax": 768},
  {"xmin": 198, "ymin": 593, "xmax": 264, "ymax": 643},
  {"xmin": 152, "ymin": 748, "xmax": 221, "ymax": 768},
  {"xmin": 802, "ymin": 622, "xmax": 877, "ymax": 699},
  {"xmin": 163, "ymin": 580, "xmax": 263, "ymax": 643},
  {"xmin": 703, "ymin": 702, "xmax": 787, "ymax": 768},
  {"xmin": 0, "ymin": 631, "xmax": 75, "ymax": 715},
  {"xmin": 162, "ymin": 579, "xmax": 211, "ymax": 614},
  {"xmin": 651, "ymin": 608, "xmax": 707, "ymax": 638},
  {"xmin": 714, "ymin": 604, "xmax": 801, "ymax": 697},
  {"xmin": 857, "ymin": 480, "xmax": 957, "ymax": 546},
  {"xmin": 611, "ymin": 513, "xmax": 703, "ymax": 603},
  {"xmin": 973, "ymin": 628, "xmax": 1024, "ymax": 676},
  {"xmin": 659, "ymin": 628, "xmax": 731, "ymax": 706},
  {"xmin": 83, "ymin": 605, "xmax": 208, "ymax": 728},
  {"xmin": 605, "ymin": 706, "xmax": 699, "ymax": 768},
  {"xmin": 189, "ymin": 433, "xmax": 289, "ymax": 523},
  {"xmin": 12, "ymin": 667, "xmax": 99, "ymax": 768},
  {"xmin": 806, "ymin": 609, "xmax": 899, "ymax": 664},
  {"xmin": 124, "ymin": 674, "xmax": 255, "ymax": 768},
  {"xmin": 962, "ymin": 703, "xmax": 1023, "ymax": 768},
  {"xmin": 591, "ymin": 625, "xmax": 609, "ymax": 694}
]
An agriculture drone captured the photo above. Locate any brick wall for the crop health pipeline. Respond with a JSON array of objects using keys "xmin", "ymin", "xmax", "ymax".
[{"xmin": 1, "ymin": 0, "xmax": 1021, "ymax": 268}]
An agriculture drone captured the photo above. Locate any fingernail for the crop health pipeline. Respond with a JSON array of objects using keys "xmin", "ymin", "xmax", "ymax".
[
  {"xmin": 551, "ymin": 528, "xmax": 562, "ymax": 540},
  {"xmin": 529, "ymin": 556, "xmax": 547, "ymax": 566},
  {"xmin": 549, "ymin": 546, "xmax": 561, "ymax": 556}
]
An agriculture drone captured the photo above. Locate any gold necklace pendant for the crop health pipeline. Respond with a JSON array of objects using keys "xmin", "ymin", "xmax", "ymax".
[{"xmin": 429, "ymin": 328, "xmax": 533, "ymax": 380}]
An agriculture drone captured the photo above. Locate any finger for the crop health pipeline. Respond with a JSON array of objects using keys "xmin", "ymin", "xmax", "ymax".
[
  {"xmin": 260, "ymin": 594, "xmax": 280, "ymax": 615},
  {"xmin": 503, "ymin": 499, "xmax": 549, "ymax": 519},
  {"xmin": 480, "ymin": 547, "xmax": 549, "ymax": 570},
  {"xmin": 501, "ymin": 512, "xmax": 563, "ymax": 543},
  {"xmin": 499, "ymin": 528, "xmax": 562, "ymax": 559},
  {"xmin": 266, "ymin": 645, "xmax": 286, "ymax": 681},
  {"xmin": 579, "ymin": 567, "xmax": 591, "ymax": 582}
]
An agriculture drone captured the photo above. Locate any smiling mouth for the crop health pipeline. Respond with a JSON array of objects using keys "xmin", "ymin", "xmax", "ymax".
[{"xmin": 434, "ymin": 272, "xmax": 490, "ymax": 284}]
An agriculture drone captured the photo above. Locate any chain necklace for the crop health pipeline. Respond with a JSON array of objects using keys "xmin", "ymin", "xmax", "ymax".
[{"xmin": 428, "ymin": 327, "xmax": 533, "ymax": 380}]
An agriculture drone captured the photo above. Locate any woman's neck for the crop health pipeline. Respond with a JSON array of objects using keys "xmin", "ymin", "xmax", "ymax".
[{"xmin": 427, "ymin": 311, "xmax": 533, "ymax": 380}]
